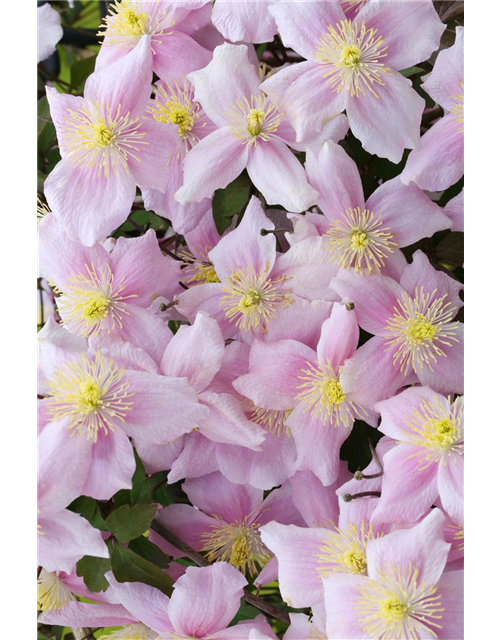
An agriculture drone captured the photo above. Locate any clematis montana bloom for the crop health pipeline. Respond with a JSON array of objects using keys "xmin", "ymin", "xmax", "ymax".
[
  {"xmin": 372, "ymin": 386, "xmax": 464, "ymax": 526},
  {"xmin": 333, "ymin": 250, "xmax": 464, "ymax": 408},
  {"xmin": 304, "ymin": 141, "xmax": 451, "ymax": 277},
  {"xmin": 38, "ymin": 217, "xmax": 180, "ymax": 362},
  {"xmin": 175, "ymin": 43, "xmax": 319, "ymax": 212},
  {"xmin": 45, "ymin": 36, "xmax": 172, "ymax": 245},
  {"xmin": 38, "ymin": 3, "xmax": 63, "ymax": 63},
  {"xmin": 401, "ymin": 27, "xmax": 464, "ymax": 191},
  {"xmin": 322, "ymin": 509, "xmax": 463, "ymax": 639},
  {"xmin": 261, "ymin": 0, "xmax": 445, "ymax": 162},
  {"xmin": 234, "ymin": 302, "xmax": 376, "ymax": 486}
]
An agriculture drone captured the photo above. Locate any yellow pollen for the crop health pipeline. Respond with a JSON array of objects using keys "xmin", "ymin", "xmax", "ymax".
[
  {"xmin": 247, "ymin": 109, "xmax": 266, "ymax": 136},
  {"xmin": 316, "ymin": 521, "xmax": 377, "ymax": 578},
  {"xmin": 385, "ymin": 286, "xmax": 460, "ymax": 376},
  {"xmin": 37, "ymin": 570, "xmax": 76, "ymax": 612},
  {"xmin": 238, "ymin": 287, "xmax": 262, "ymax": 313},
  {"xmin": 251, "ymin": 406, "xmax": 291, "ymax": 438},
  {"xmin": 83, "ymin": 292, "xmax": 111, "ymax": 321},
  {"xmin": 79, "ymin": 378, "xmax": 102, "ymax": 410},
  {"xmin": 380, "ymin": 596, "xmax": 408, "ymax": 622},
  {"xmin": 122, "ymin": 6, "xmax": 146, "ymax": 35},
  {"xmin": 93, "ymin": 121, "xmax": 114, "ymax": 146},
  {"xmin": 340, "ymin": 547, "xmax": 368, "ymax": 574},
  {"xmin": 326, "ymin": 207, "xmax": 397, "ymax": 273},
  {"xmin": 295, "ymin": 360, "xmax": 364, "ymax": 426},
  {"xmin": 342, "ymin": 43, "xmax": 362, "ymax": 68}
]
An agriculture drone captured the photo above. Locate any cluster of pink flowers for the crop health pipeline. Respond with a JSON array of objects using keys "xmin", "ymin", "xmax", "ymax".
[{"xmin": 38, "ymin": 2, "xmax": 464, "ymax": 639}]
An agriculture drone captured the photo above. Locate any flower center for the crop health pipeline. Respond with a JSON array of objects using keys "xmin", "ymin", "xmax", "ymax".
[
  {"xmin": 326, "ymin": 207, "xmax": 397, "ymax": 273},
  {"xmin": 385, "ymin": 286, "xmax": 460, "ymax": 376},
  {"xmin": 295, "ymin": 360, "xmax": 364, "ymax": 426},
  {"xmin": 57, "ymin": 263, "xmax": 136, "ymax": 338},
  {"xmin": 37, "ymin": 570, "xmax": 76, "ymax": 612},
  {"xmin": 317, "ymin": 521, "xmax": 377, "ymax": 578},
  {"xmin": 404, "ymin": 395, "xmax": 464, "ymax": 467},
  {"xmin": 47, "ymin": 352, "xmax": 134, "ymax": 442},
  {"xmin": 63, "ymin": 101, "xmax": 147, "ymax": 179},
  {"xmin": 220, "ymin": 265, "xmax": 292, "ymax": 332},
  {"xmin": 122, "ymin": 6, "xmax": 147, "ymax": 35},
  {"xmin": 201, "ymin": 516, "xmax": 270, "ymax": 577},
  {"xmin": 355, "ymin": 561, "xmax": 445, "ymax": 639},
  {"xmin": 315, "ymin": 19, "xmax": 390, "ymax": 98},
  {"xmin": 226, "ymin": 94, "xmax": 284, "ymax": 146}
]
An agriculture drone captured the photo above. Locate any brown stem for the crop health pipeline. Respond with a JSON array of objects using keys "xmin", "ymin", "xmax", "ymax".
[
  {"xmin": 422, "ymin": 105, "xmax": 444, "ymax": 126},
  {"xmin": 150, "ymin": 520, "xmax": 291, "ymax": 625},
  {"xmin": 441, "ymin": 3, "xmax": 464, "ymax": 23},
  {"xmin": 342, "ymin": 491, "xmax": 382, "ymax": 502}
]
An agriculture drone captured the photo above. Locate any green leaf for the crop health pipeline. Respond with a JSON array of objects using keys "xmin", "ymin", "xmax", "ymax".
[
  {"xmin": 111, "ymin": 545, "xmax": 174, "ymax": 596},
  {"xmin": 70, "ymin": 54, "xmax": 97, "ymax": 91},
  {"xmin": 37, "ymin": 633, "xmax": 52, "ymax": 640},
  {"xmin": 105, "ymin": 504, "xmax": 158, "ymax": 543},
  {"xmin": 37, "ymin": 96, "xmax": 55, "ymax": 155},
  {"xmin": 400, "ymin": 66, "xmax": 425, "ymax": 78},
  {"xmin": 76, "ymin": 553, "xmax": 112, "ymax": 592},
  {"xmin": 434, "ymin": 232, "xmax": 464, "ymax": 270},
  {"xmin": 256, "ymin": 43, "xmax": 268, "ymax": 60},
  {"xmin": 88, "ymin": 506, "xmax": 109, "ymax": 532},
  {"xmin": 128, "ymin": 535, "xmax": 172, "ymax": 568},
  {"xmin": 37, "ymin": 170, "xmax": 46, "ymax": 192},
  {"xmin": 212, "ymin": 173, "xmax": 252, "ymax": 234},
  {"xmin": 68, "ymin": 495, "xmax": 97, "ymax": 521}
]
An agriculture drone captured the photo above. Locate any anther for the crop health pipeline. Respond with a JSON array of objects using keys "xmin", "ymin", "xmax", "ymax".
[
  {"xmin": 159, "ymin": 300, "xmax": 178, "ymax": 312},
  {"xmin": 345, "ymin": 302, "xmax": 355, "ymax": 311}
]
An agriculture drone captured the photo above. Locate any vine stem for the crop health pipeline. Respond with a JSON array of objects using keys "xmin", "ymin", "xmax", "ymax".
[{"xmin": 150, "ymin": 520, "xmax": 291, "ymax": 625}]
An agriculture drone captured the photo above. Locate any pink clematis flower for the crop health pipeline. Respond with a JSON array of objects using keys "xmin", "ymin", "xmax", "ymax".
[
  {"xmin": 177, "ymin": 196, "xmax": 337, "ymax": 339},
  {"xmin": 96, "ymin": 0, "xmax": 212, "ymax": 81},
  {"xmin": 152, "ymin": 472, "xmax": 304, "ymax": 578},
  {"xmin": 37, "ymin": 319, "xmax": 208, "ymax": 500},
  {"xmin": 333, "ymin": 250, "xmax": 464, "ymax": 408},
  {"xmin": 45, "ymin": 36, "xmax": 172, "ymax": 245},
  {"xmin": 141, "ymin": 74, "xmax": 218, "ymax": 236},
  {"xmin": 38, "ymin": 216, "xmax": 180, "ymax": 362},
  {"xmin": 371, "ymin": 386, "xmax": 464, "ymax": 527},
  {"xmin": 38, "ymin": 420, "xmax": 108, "ymax": 573},
  {"xmin": 401, "ymin": 27, "xmax": 464, "ymax": 191},
  {"xmin": 234, "ymin": 302, "xmax": 376, "ymax": 486},
  {"xmin": 260, "ymin": 465, "xmax": 393, "ymax": 609},
  {"xmin": 211, "ymin": 0, "xmax": 278, "ymax": 44},
  {"xmin": 303, "ymin": 141, "xmax": 451, "ymax": 277},
  {"xmin": 322, "ymin": 509, "xmax": 463, "ymax": 639},
  {"xmin": 261, "ymin": 1, "xmax": 445, "ymax": 162},
  {"xmin": 175, "ymin": 43, "xmax": 319, "ymax": 212},
  {"xmin": 38, "ymin": 3, "xmax": 63, "ymax": 63}
]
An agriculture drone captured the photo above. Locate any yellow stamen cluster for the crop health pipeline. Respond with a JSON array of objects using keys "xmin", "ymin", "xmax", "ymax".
[
  {"xmin": 326, "ymin": 207, "xmax": 398, "ymax": 273},
  {"xmin": 384, "ymin": 287, "xmax": 460, "ymax": 376},
  {"xmin": 315, "ymin": 20, "xmax": 390, "ymax": 98},
  {"xmin": 57, "ymin": 263, "xmax": 136, "ymax": 338},
  {"xmin": 37, "ymin": 197, "xmax": 50, "ymax": 223},
  {"xmin": 450, "ymin": 80, "xmax": 465, "ymax": 133},
  {"xmin": 355, "ymin": 561, "xmax": 445, "ymax": 639},
  {"xmin": 226, "ymin": 94, "xmax": 284, "ymax": 146},
  {"xmin": 295, "ymin": 359, "xmax": 365, "ymax": 426},
  {"xmin": 317, "ymin": 521, "xmax": 379, "ymax": 578},
  {"xmin": 47, "ymin": 352, "xmax": 134, "ymax": 442},
  {"xmin": 100, "ymin": 624, "xmax": 156, "ymax": 640},
  {"xmin": 251, "ymin": 407, "xmax": 292, "ymax": 439},
  {"xmin": 201, "ymin": 515, "xmax": 270, "ymax": 576},
  {"xmin": 63, "ymin": 101, "xmax": 147, "ymax": 179},
  {"xmin": 37, "ymin": 569, "xmax": 76, "ymax": 612},
  {"xmin": 404, "ymin": 395, "xmax": 464, "ymax": 468},
  {"xmin": 178, "ymin": 248, "xmax": 221, "ymax": 285},
  {"xmin": 221, "ymin": 265, "xmax": 293, "ymax": 332}
]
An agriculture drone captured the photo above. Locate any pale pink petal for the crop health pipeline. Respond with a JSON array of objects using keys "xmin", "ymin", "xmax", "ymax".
[
  {"xmin": 176, "ymin": 283, "xmax": 236, "ymax": 339},
  {"xmin": 255, "ymin": 556, "xmax": 279, "ymax": 588},
  {"xmin": 268, "ymin": 1, "xmax": 346, "ymax": 60},
  {"xmin": 168, "ymin": 564, "xmax": 247, "ymax": 637},
  {"xmin": 118, "ymin": 304, "xmax": 174, "ymax": 364},
  {"xmin": 134, "ymin": 437, "xmax": 184, "ymax": 475},
  {"xmin": 45, "ymin": 87, "xmax": 86, "ymax": 160},
  {"xmin": 38, "ymin": 319, "xmax": 87, "ymax": 394},
  {"xmin": 438, "ymin": 455, "xmax": 464, "ymax": 525},
  {"xmin": 317, "ymin": 302, "xmax": 359, "ymax": 370},
  {"xmin": 233, "ymin": 340, "xmax": 316, "ymax": 410},
  {"xmin": 38, "ymin": 3, "xmax": 63, "ymax": 62},
  {"xmin": 435, "ymin": 570, "xmax": 464, "ymax": 639},
  {"xmin": 346, "ymin": 71, "xmax": 425, "ymax": 163},
  {"xmin": 153, "ymin": 31, "xmax": 212, "ymax": 83},
  {"xmin": 260, "ymin": 522, "xmax": 326, "ymax": 608},
  {"xmin": 365, "ymin": 178, "xmax": 451, "ymax": 247},
  {"xmin": 198, "ymin": 391, "xmax": 266, "ymax": 450},
  {"xmin": 322, "ymin": 573, "xmax": 370, "ymax": 639},
  {"xmin": 39, "ymin": 602, "xmax": 136, "ymax": 627},
  {"xmin": 160, "ymin": 312, "xmax": 224, "ymax": 392},
  {"xmin": 124, "ymin": 370, "xmax": 209, "ymax": 443},
  {"xmin": 187, "ymin": 43, "xmax": 260, "ymax": 127},
  {"xmin": 45, "ymin": 160, "xmax": 136, "ymax": 246},
  {"xmin": 153, "ymin": 503, "xmax": 217, "ymax": 553},
  {"xmin": 82, "ymin": 428, "xmax": 136, "ymax": 500},
  {"xmin": 357, "ymin": 0, "xmax": 445, "ymax": 70},
  {"xmin": 209, "ymin": 196, "xmax": 276, "ymax": 277},
  {"xmin": 290, "ymin": 469, "xmax": 343, "ymax": 529},
  {"xmin": 367, "ymin": 509, "xmax": 450, "ymax": 586},
  {"xmin": 444, "ymin": 188, "xmax": 464, "ymax": 233},
  {"xmin": 84, "ymin": 35, "xmax": 153, "ymax": 118},
  {"xmin": 175, "ymin": 128, "xmax": 249, "ymax": 204},
  {"xmin": 207, "ymin": 341, "xmax": 251, "ymax": 397},
  {"xmin": 256, "ymin": 481, "xmax": 304, "ymax": 527},
  {"xmin": 168, "ymin": 432, "xmax": 219, "ymax": 483},
  {"xmin": 212, "ymin": 0, "xmax": 277, "ymax": 43},
  {"xmin": 246, "ymin": 139, "xmax": 319, "ymax": 213},
  {"xmin": 263, "ymin": 298, "xmax": 333, "ymax": 349},
  {"xmin": 128, "ymin": 118, "xmax": 174, "ymax": 192},
  {"xmin": 400, "ymin": 114, "xmax": 464, "ymax": 191},
  {"xmin": 371, "ymin": 444, "xmax": 439, "ymax": 526},
  {"xmin": 305, "ymin": 141, "xmax": 365, "ymax": 223},
  {"xmin": 90, "ymin": 332, "xmax": 162, "ymax": 374},
  {"xmin": 332, "ymin": 271, "xmax": 405, "ymax": 336},
  {"xmin": 422, "ymin": 27, "xmax": 464, "ymax": 111},
  {"xmin": 184, "ymin": 207, "xmax": 221, "ymax": 260}
]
